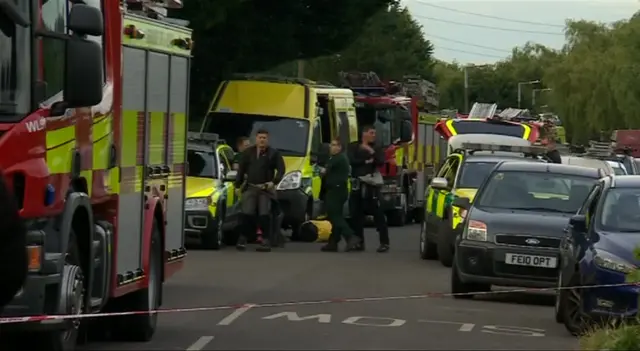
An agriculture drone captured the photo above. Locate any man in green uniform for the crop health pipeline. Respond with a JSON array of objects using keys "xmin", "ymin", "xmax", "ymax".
[
  {"xmin": 320, "ymin": 138, "xmax": 361, "ymax": 252},
  {"xmin": 233, "ymin": 136, "xmax": 250, "ymax": 170}
]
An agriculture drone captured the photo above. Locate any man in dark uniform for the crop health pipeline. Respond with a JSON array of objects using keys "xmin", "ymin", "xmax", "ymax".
[
  {"xmin": 348, "ymin": 125, "xmax": 390, "ymax": 253},
  {"xmin": 320, "ymin": 138, "xmax": 361, "ymax": 252},
  {"xmin": 0, "ymin": 171, "xmax": 27, "ymax": 313},
  {"xmin": 233, "ymin": 136, "xmax": 250, "ymax": 170},
  {"xmin": 235, "ymin": 129, "xmax": 285, "ymax": 252}
]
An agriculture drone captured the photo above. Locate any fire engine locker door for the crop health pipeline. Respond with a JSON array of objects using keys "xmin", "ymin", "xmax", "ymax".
[
  {"xmin": 117, "ymin": 47, "xmax": 146, "ymax": 275},
  {"xmin": 165, "ymin": 55, "xmax": 189, "ymax": 253},
  {"xmin": 144, "ymin": 52, "xmax": 170, "ymax": 262}
]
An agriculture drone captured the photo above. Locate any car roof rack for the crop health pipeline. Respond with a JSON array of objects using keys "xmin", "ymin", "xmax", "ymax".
[{"xmin": 459, "ymin": 142, "xmax": 547, "ymax": 155}]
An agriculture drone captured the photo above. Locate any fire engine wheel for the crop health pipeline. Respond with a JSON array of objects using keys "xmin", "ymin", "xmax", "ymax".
[
  {"xmin": 28, "ymin": 232, "xmax": 84, "ymax": 351},
  {"xmin": 111, "ymin": 222, "xmax": 161, "ymax": 342},
  {"xmin": 387, "ymin": 204, "xmax": 407, "ymax": 227}
]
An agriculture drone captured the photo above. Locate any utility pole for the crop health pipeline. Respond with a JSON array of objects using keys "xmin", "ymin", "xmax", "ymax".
[
  {"xmin": 517, "ymin": 80, "xmax": 540, "ymax": 108},
  {"xmin": 532, "ymin": 88, "xmax": 552, "ymax": 108},
  {"xmin": 463, "ymin": 64, "xmax": 491, "ymax": 113}
]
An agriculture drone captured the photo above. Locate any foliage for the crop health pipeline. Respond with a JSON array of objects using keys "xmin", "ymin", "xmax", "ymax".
[
  {"xmin": 175, "ymin": 0, "xmax": 394, "ymax": 122},
  {"xmin": 263, "ymin": 3, "xmax": 435, "ymax": 83}
]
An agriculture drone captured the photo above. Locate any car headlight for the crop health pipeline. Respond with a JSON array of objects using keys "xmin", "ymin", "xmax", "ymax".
[
  {"xmin": 594, "ymin": 250, "xmax": 636, "ymax": 273},
  {"xmin": 185, "ymin": 197, "xmax": 210, "ymax": 211},
  {"xmin": 463, "ymin": 220, "xmax": 487, "ymax": 241},
  {"xmin": 277, "ymin": 171, "xmax": 302, "ymax": 190}
]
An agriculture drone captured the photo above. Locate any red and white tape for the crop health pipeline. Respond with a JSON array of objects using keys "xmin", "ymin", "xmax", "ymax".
[{"xmin": 1, "ymin": 282, "xmax": 636, "ymax": 325}]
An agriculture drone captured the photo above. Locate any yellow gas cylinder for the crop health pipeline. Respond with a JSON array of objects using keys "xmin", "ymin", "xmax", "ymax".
[{"xmin": 298, "ymin": 220, "xmax": 332, "ymax": 242}]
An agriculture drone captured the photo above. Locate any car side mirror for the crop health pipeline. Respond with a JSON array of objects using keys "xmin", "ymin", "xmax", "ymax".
[
  {"xmin": 224, "ymin": 170, "xmax": 237, "ymax": 182},
  {"xmin": 569, "ymin": 214, "xmax": 587, "ymax": 233},
  {"xmin": 400, "ymin": 120, "xmax": 412, "ymax": 143},
  {"xmin": 452, "ymin": 197, "xmax": 471, "ymax": 209},
  {"xmin": 430, "ymin": 177, "xmax": 448, "ymax": 190}
]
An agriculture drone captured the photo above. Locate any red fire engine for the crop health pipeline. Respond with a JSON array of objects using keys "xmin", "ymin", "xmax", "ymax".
[
  {"xmin": 338, "ymin": 72, "xmax": 415, "ymax": 226},
  {"xmin": 0, "ymin": 0, "xmax": 189, "ymax": 349}
]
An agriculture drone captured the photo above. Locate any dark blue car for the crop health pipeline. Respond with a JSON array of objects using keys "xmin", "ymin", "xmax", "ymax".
[{"xmin": 556, "ymin": 175, "xmax": 640, "ymax": 336}]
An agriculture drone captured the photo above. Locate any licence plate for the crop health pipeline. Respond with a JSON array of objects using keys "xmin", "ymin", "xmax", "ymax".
[{"xmin": 505, "ymin": 253, "xmax": 557, "ymax": 268}]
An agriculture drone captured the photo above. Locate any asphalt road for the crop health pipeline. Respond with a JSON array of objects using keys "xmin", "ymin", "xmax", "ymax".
[{"xmin": 84, "ymin": 224, "xmax": 578, "ymax": 350}]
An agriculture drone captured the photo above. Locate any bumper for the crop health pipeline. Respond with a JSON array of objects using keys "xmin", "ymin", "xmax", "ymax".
[
  {"xmin": 455, "ymin": 239, "xmax": 559, "ymax": 288},
  {"xmin": 582, "ymin": 267, "xmax": 640, "ymax": 320},
  {"xmin": 379, "ymin": 191, "xmax": 404, "ymax": 211},
  {"xmin": 184, "ymin": 210, "xmax": 216, "ymax": 240},
  {"xmin": 277, "ymin": 188, "xmax": 308, "ymax": 226},
  {"xmin": 2, "ymin": 273, "xmax": 63, "ymax": 331}
]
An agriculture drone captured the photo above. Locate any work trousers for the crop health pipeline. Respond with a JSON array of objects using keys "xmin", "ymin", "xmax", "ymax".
[
  {"xmin": 239, "ymin": 187, "xmax": 273, "ymax": 243},
  {"xmin": 349, "ymin": 183, "xmax": 389, "ymax": 245},
  {"xmin": 325, "ymin": 185, "xmax": 352, "ymax": 244}
]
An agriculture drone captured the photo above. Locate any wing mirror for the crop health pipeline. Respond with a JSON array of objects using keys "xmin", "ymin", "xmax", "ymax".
[
  {"xmin": 452, "ymin": 197, "xmax": 471, "ymax": 209},
  {"xmin": 430, "ymin": 177, "xmax": 448, "ymax": 190},
  {"xmin": 569, "ymin": 214, "xmax": 587, "ymax": 233},
  {"xmin": 399, "ymin": 120, "xmax": 412, "ymax": 143},
  {"xmin": 224, "ymin": 170, "xmax": 237, "ymax": 182}
]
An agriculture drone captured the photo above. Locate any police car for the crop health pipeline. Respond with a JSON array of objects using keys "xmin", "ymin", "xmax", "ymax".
[
  {"xmin": 419, "ymin": 136, "xmax": 548, "ymax": 267},
  {"xmin": 184, "ymin": 133, "xmax": 236, "ymax": 249},
  {"xmin": 450, "ymin": 162, "xmax": 602, "ymax": 298}
]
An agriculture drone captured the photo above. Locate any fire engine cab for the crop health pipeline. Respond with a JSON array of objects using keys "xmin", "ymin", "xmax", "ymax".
[{"xmin": 0, "ymin": 0, "xmax": 190, "ymax": 349}]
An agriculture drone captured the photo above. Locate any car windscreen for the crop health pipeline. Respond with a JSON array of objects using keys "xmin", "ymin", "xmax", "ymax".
[
  {"xmin": 457, "ymin": 161, "xmax": 498, "ymax": 188},
  {"xmin": 205, "ymin": 112, "xmax": 309, "ymax": 157},
  {"xmin": 611, "ymin": 164, "xmax": 627, "ymax": 175},
  {"xmin": 599, "ymin": 189, "xmax": 640, "ymax": 233},
  {"xmin": 449, "ymin": 120, "xmax": 526, "ymax": 138},
  {"xmin": 187, "ymin": 150, "xmax": 217, "ymax": 178},
  {"xmin": 476, "ymin": 171, "xmax": 596, "ymax": 214}
]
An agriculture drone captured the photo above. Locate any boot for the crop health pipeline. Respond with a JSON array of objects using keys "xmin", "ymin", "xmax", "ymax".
[
  {"xmin": 256, "ymin": 238, "xmax": 272, "ymax": 252},
  {"xmin": 321, "ymin": 242, "xmax": 339, "ymax": 252},
  {"xmin": 236, "ymin": 236, "xmax": 247, "ymax": 251},
  {"xmin": 345, "ymin": 236, "xmax": 362, "ymax": 252}
]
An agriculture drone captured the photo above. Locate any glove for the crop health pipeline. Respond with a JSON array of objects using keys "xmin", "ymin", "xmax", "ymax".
[
  {"xmin": 234, "ymin": 188, "xmax": 242, "ymax": 197},
  {"xmin": 265, "ymin": 182, "xmax": 275, "ymax": 190}
]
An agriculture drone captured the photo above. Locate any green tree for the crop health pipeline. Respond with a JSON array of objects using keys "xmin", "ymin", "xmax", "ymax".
[
  {"xmin": 265, "ymin": 3, "xmax": 435, "ymax": 84},
  {"xmin": 176, "ymin": 0, "xmax": 394, "ymax": 120}
]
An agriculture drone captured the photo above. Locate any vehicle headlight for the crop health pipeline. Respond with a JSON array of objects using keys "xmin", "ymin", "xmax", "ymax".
[
  {"xmin": 277, "ymin": 171, "xmax": 302, "ymax": 190},
  {"xmin": 594, "ymin": 250, "xmax": 636, "ymax": 273},
  {"xmin": 463, "ymin": 220, "xmax": 487, "ymax": 241},
  {"xmin": 185, "ymin": 197, "xmax": 210, "ymax": 211}
]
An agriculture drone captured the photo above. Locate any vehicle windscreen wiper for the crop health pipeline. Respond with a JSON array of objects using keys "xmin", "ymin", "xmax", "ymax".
[{"xmin": 509, "ymin": 207, "xmax": 569, "ymax": 213}]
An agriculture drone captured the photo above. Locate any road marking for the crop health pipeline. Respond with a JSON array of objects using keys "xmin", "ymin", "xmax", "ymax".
[
  {"xmin": 418, "ymin": 319, "xmax": 465, "ymax": 325},
  {"xmin": 217, "ymin": 304, "xmax": 255, "ymax": 325},
  {"xmin": 459, "ymin": 323, "xmax": 475, "ymax": 332},
  {"xmin": 186, "ymin": 336, "xmax": 214, "ymax": 350}
]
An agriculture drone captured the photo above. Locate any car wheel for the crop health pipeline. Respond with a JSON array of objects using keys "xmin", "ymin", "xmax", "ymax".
[
  {"xmin": 419, "ymin": 220, "xmax": 437, "ymax": 260},
  {"xmin": 437, "ymin": 222, "xmax": 454, "ymax": 267},
  {"xmin": 451, "ymin": 255, "xmax": 490, "ymax": 299},
  {"xmin": 201, "ymin": 218, "xmax": 221, "ymax": 250},
  {"xmin": 561, "ymin": 274, "xmax": 591, "ymax": 336}
]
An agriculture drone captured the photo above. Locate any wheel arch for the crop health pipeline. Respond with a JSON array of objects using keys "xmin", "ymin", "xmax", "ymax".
[{"xmin": 58, "ymin": 192, "xmax": 94, "ymax": 274}]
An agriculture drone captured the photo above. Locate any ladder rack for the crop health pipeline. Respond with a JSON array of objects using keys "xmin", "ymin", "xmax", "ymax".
[{"xmin": 123, "ymin": 0, "xmax": 186, "ymax": 22}]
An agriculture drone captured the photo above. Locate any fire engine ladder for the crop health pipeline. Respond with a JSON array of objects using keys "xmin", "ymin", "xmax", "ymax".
[
  {"xmin": 468, "ymin": 103, "xmax": 498, "ymax": 119},
  {"xmin": 123, "ymin": 0, "xmax": 185, "ymax": 21}
]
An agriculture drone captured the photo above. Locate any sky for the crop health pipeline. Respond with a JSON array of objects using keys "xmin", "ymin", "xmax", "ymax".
[{"xmin": 402, "ymin": 0, "xmax": 639, "ymax": 64}]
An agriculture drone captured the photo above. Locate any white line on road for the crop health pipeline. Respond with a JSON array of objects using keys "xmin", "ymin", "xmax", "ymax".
[
  {"xmin": 186, "ymin": 336, "xmax": 214, "ymax": 351},
  {"xmin": 418, "ymin": 319, "xmax": 465, "ymax": 325},
  {"xmin": 217, "ymin": 304, "xmax": 255, "ymax": 326},
  {"xmin": 459, "ymin": 323, "xmax": 475, "ymax": 332}
]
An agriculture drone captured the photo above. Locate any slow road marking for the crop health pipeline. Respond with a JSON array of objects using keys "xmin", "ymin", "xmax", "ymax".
[
  {"xmin": 186, "ymin": 336, "xmax": 214, "ymax": 350},
  {"xmin": 217, "ymin": 304, "xmax": 255, "ymax": 325}
]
